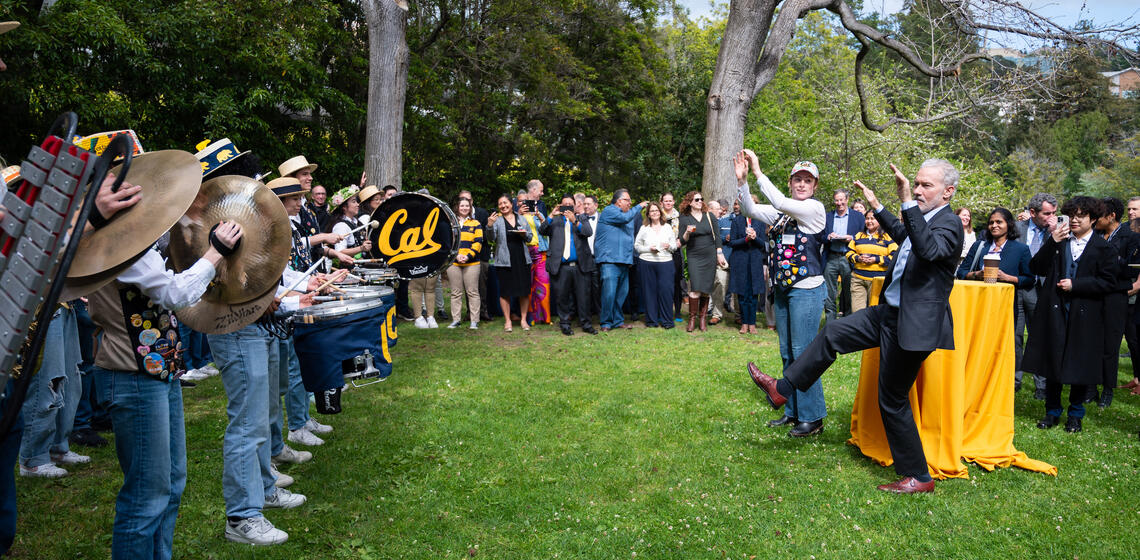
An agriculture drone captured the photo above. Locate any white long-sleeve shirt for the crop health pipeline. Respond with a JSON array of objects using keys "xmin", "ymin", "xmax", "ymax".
[
  {"xmin": 735, "ymin": 172, "xmax": 826, "ymax": 234},
  {"xmin": 634, "ymin": 224, "xmax": 679, "ymax": 263},
  {"xmin": 118, "ymin": 249, "xmax": 216, "ymax": 310},
  {"xmin": 735, "ymin": 171, "xmax": 827, "ymax": 289}
]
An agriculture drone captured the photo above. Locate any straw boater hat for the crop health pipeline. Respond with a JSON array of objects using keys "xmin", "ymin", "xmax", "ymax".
[
  {"xmin": 0, "ymin": 22, "xmax": 19, "ymax": 35},
  {"xmin": 266, "ymin": 177, "xmax": 304, "ymax": 198},
  {"xmin": 357, "ymin": 184, "xmax": 381, "ymax": 205},
  {"xmin": 2, "ymin": 165, "xmax": 20, "ymax": 190},
  {"xmin": 195, "ymin": 138, "xmax": 255, "ymax": 179},
  {"xmin": 73, "ymin": 130, "xmax": 145, "ymax": 158},
  {"xmin": 277, "ymin": 156, "xmax": 317, "ymax": 179}
]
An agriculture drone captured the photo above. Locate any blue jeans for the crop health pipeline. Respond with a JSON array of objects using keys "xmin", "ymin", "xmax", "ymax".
[
  {"xmin": 20, "ymin": 306, "xmax": 81, "ymax": 467},
  {"xmin": 599, "ymin": 263, "xmax": 630, "ymax": 329},
  {"xmin": 270, "ymin": 339, "xmax": 309, "ymax": 454},
  {"xmin": 208, "ymin": 325, "xmax": 279, "ymax": 519},
  {"xmin": 93, "ymin": 367, "xmax": 185, "ymax": 560},
  {"xmin": 72, "ymin": 302, "xmax": 110, "ymax": 431},
  {"xmin": 177, "ymin": 321, "xmax": 211, "ymax": 370},
  {"xmin": 0, "ymin": 380, "xmax": 24, "ymax": 556},
  {"xmin": 282, "ymin": 339, "xmax": 310, "ymax": 431},
  {"xmin": 773, "ymin": 283, "xmax": 827, "ymax": 422}
]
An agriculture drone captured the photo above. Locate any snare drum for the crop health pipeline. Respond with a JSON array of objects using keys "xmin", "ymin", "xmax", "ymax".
[
  {"xmin": 292, "ymin": 286, "xmax": 397, "ymax": 413},
  {"xmin": 314, "ymin": 285, "xmax": 390, "ymax": 302},
  {"xmin": 353, "ymin": 267, "xmax": 399, "ymax": 285}
]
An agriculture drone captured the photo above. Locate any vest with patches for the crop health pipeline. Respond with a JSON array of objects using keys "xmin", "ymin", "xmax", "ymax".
[
  {"xmin": 768, "ymin": 214, "xmax": 825, "ymax": 287},
  {"xmin": 89, "ymin": 281, "xmax": 183, "ymax": 381}
]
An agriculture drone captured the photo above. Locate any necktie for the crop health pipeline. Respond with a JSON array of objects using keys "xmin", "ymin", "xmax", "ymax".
[
  {"xmin": 563, "ymin": 219, "xmax": 572, "ymax": 260},
  {"xmin": 1030, "ymin": 227, "xmax": 1043, "ymax": 255}
]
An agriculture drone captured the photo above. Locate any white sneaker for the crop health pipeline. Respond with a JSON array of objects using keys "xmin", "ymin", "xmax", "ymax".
[
  {"xmin": 19, "ymin": 463, "xmax": 68, "ymax": 478},
  {"xmin": 304, "ymin": 418, "xmax": 333, "ymax": 434},
  {"xmin": 270, "ymin": 466, "xmax": 293, "ymax": 488},
  {"xmin": 414, "ymin": 316, "xmax": 429, "ymax": 328},
  {"xmin": 287, "ymin": 427, "xmax": 324, "ymax": 447},
  {"xmin": 199, "ymin": 364, "xmax": 221, "ymax": 376},
  {"xmin": 469, "ymin": 321, "xmax": 478, "ymax": 330},
  {"xmin": 426, "ymin": 316, "xmax": 439, "ymax": 328},
  {"xmin": 264, "ymin": 488, "xmax": 307, "ymax": 509},
  {"xmin": 50, "ymin": 450, "xmax": 90, "ymax": 465},
  {"xmin": 448, "ymin": 321, "xmax": 461, "ymax": 329},
  {"xmin": 181, "ymin": 369, "xmax": 209, "ymax": 381},
  {"xmin": 225, "ymin": 516, "xmax": 288, "ymax": 546},
  {"xmin": 271, "ymin": 444, "xmax": 312, "ymax": 465}
]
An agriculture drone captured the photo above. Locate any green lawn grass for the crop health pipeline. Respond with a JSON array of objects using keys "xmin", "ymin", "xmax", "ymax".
[{"xmin": 12, "ymin": 319, "xmax": 1140, "ymax": 559}]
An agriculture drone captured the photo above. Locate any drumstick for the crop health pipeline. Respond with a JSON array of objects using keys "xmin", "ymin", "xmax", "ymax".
[
  {"xmin": 347, "ymin": 220, "xmax": 380, "ymax": 236},
  {"xmin": 308, "ymin": 268, "xmax": 350, "ymax": 294},
  {"xmin": 353, "ymin": 258, "xmax": 387, "ymax": 264},
  {"xmin": 284, "ymin": 257, "xmax": 328, "ymax": 293}
]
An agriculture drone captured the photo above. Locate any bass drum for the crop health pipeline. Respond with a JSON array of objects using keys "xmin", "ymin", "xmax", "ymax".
[{"xmin": 367, "ymin": 192, "xmax": 459, "ymax": 280}]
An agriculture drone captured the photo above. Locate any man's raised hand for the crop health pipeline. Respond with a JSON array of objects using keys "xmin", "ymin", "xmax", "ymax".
[
  {"xmin": 889, "ymin": 164, "xmax": 911, "ymax": 203},
  {"xmin": 853, "ymin": 180, "xmax": 878, "ymax": 211}
]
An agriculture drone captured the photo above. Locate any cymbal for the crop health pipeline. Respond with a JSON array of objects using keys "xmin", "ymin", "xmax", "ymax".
[
  {"xmin": 58, "ymin": 250, "xmax": 147, "ymax": 301},
  {"xmin": 68, "ymin": 150, "xmax": 202, "ymax": 277},
  {"xmin": 167, "ymin": 174, "xmax": 291, "ymax": 304},
  {"xmin": 175, "ymin": 283, "xmax": 278, "ymax": 335}
]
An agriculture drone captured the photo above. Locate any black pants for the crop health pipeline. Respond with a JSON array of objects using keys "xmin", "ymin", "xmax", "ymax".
[
  {"xmin": 1124, "ymin": 303, "xmax": 1139, "ymax": 378},
  {"xmin": 782, "ymin": 305, "xmax": 932, "ymax": 478},
  {"xmin": 552, "ymin": 262, "xmax": 593, "ymax": 330},
  {"xmin": 671, "ymin": 251, "xmax": 684, "ymax": 317},
  {"xmin": 1045, "ymin": 381, "xmax": 1088, "ymax": 418},
  {"xmin": 1103, "ymin": 292, "xmax": 1129, "ymax": 388}
]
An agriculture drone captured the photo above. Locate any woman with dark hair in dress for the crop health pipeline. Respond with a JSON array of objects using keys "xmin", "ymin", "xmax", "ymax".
[
  {"xmin": 677, "ymin": 191, "xmax": 727, "ymax": 332},
  {"xmin": 488, "ymin": 194, "xmax": 533, "ymax": 332}
]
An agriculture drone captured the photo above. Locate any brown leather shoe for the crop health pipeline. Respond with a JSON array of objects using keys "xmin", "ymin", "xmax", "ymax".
[
  {"xmin": 877, "ymin": 477, "xmax": 934, "ymax": 494},
  {"xmin": 747, "ymin": 362, "xmax": 787, "ymax": 409},
  {"xmin": 1120, "ymin": 378, "xmax": 1140, "ymax": 390},
  {"xmin": 709, "ymin": 316, "xmax": 721, "ymax": 325}
]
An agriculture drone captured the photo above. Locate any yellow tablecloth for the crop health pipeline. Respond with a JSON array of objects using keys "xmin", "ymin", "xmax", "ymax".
[{"xmin": 848, "ymin": 279, "xmax": 1057, "ymax": 479}]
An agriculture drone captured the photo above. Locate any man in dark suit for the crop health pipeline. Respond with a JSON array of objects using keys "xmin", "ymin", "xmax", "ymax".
[
  {"xmin": 750, "ymin": 160, "xmax": 964, "ymax": 494},
  {"xmin": 823, "ymin": 188, "xmax": 866, "ymax": 321},
  {"xmin": 1014, "ymin": 193, "xmax": 1059, "ymax": 399},
  {"xmin": 540, "ymin": 194, "xmax": 597, "ymax": 335}
]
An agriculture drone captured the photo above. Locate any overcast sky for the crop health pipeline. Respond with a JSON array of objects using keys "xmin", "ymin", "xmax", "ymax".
[{"xmin": 675, "ymin": 0, "xmax": 1139, "ymax": 30}]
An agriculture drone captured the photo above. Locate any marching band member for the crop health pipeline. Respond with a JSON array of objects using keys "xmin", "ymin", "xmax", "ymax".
[{"xmin": 84, "ymin": 168, "xmax": 243, "ymax": 560}]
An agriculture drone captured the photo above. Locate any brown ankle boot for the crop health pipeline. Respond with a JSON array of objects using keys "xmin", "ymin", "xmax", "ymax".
[
  {"xmin": 698, "ymin": 295, "xmax": 710, "ymax": 332},
  {"xmin": 686, "ymin": 296, "xmax": 699, "ymax": 332}
]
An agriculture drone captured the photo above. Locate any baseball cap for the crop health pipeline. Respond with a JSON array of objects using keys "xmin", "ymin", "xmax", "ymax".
[{"xmin": 789, "ymin": 161, "xmax": 819, "ymax": 180}]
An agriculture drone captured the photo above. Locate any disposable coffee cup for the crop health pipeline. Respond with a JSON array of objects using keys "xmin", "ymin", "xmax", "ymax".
[{"xmin": 982, "ymin": 254, "xmax": 1001, "ymax": 283}]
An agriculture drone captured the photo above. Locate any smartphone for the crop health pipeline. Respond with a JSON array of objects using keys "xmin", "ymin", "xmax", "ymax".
[
  {"xmin": 558, "ymin": 205, "xmax": 574, "ymax": 213},
  {"xmin": 521, "ymin": 199, "xmax": 536, "ymax": 213},
  {"xmin": 1056, "ymin": 215, "xmax": 1069, "ymax": 228}
]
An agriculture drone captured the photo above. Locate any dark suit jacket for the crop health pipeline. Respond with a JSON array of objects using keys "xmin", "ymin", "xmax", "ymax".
[
  {"xmin": 727, "ymin": 214, "xmax": 767, "ymax": 296},
  {"xmin": 824, "ymin": 209, "xmax": 866, "ymax": 256},
  {"xmin": 956, "ymin": 239, "xmax": 1034, "ymax": 288},
  {"xmin": 1022, "ymin": 234, "xmax": 1117, "ymax": 384},
  {"xmin": 875, "ymin": 204, "xmax": 963, "ymax": 352},
  {"xmin": 539, "ymin": 213, "xmax": 594, "ymax": 275}
]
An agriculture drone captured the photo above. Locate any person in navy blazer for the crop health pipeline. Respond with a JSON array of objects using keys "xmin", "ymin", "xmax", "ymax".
[
  {"xmin": 539, "ymin": 194, "xmax": 596, "ymax": 335},
  {"xmin": 727, "ymin": 207, "xmax": 768, "ymax": 333},
  {"xmin": 823, "ymin": 190, "xmax": 866, "ymax": 321},
  {"xmin": 750, "ymin": 160, "xmax": 964, "ymax": 494},
  {"xmin": 956, "ymin": 207, "xmax": 1034, "ymax": 384}
]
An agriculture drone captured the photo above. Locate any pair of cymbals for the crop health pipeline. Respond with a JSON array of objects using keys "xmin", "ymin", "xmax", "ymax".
[{"xmin": 166, "ymin": 174, "xmax": 292, "ymax": 334}]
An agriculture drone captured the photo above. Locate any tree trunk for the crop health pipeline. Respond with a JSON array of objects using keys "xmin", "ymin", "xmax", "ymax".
[
  {"xmin": 702, "ymin": 0, "xmax": 776, "ymax": 204},
  {"xmin": 363, "ymin": 0, "xmax": 409, "ymax": 189}
]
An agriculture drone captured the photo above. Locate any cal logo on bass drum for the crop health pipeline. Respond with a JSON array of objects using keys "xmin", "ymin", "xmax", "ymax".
[{"xmin": 367, "ymin": 192, "xmax": 459, "ymax": 279}]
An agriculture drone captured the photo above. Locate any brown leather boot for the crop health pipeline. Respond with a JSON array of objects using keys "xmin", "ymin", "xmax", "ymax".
[
  {"xmin": 686, "ymin": 296, "xmax": 699, "ymax": 332},
  {"xmin": 698, "ymin": 295, "xmax": 709, "ymax": 332}
]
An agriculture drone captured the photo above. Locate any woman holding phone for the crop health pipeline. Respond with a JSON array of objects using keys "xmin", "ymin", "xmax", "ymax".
[{"xmin": 489, "ymin": 194, "xmax": 534, "ymax": 332}]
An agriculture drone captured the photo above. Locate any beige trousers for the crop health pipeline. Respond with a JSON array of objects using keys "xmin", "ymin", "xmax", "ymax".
[
  {"xmin": 850, "ymin": 276, "xmax": 873, "ymax": 313},
  {"xmin": 446, "ymin": 263, "xmax": 481, "ymax": 323},
  {"xmin": 409, "ymin": 277, "xmax": 435, "ymax": 318}
]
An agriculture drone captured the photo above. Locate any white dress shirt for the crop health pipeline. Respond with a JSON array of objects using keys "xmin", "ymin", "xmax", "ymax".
[{"xmin": 118, "ymin": 249, "xmax": 216, "ymax": 310}]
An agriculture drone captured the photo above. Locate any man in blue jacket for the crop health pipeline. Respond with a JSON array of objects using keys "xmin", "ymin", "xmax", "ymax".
[
  {"xmin": 594, "ymin": 189, "xmax": 647, "ymax": 331},
  {"xmin": 823, "ymin": 188, "xmax": 865, "ymax": 321}
]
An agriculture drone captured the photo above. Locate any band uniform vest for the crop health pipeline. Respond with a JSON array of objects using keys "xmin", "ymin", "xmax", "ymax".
[{"xmin": 89, "ymin": 281, "xmax": 183, "ymax": 382}]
